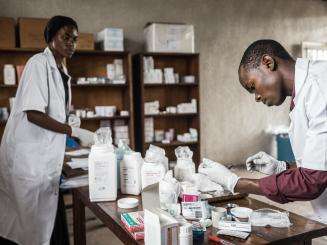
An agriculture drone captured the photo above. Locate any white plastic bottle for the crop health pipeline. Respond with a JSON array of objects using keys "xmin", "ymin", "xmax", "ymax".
[
  {"xmin": 3, "ymin": 64, "xmax": 16, "ymax": 85},
  {"xmin": 174, "ymin": 146, "xmax": 195, "ymax": 182},
  {"xmin": 179, "ymin": 223, "xmax": 193, "ymax": 245},
  {"xmin": 89, "ymin": 128, "xmax": 117, "ymax": 202},
  {"xmin": 120, "ymin": 152, "xmax": 143, "ymax": 195},
  {"xmin": 148, "ymin": 144, "xmax": 169, "ymax": 171},
  {"xmin": 141, "ymin": 150, "xmax": 166, "ymax": 189},
  {"xmin": 159, "ymin": 171, "xmax": 180, "ymax": 210}
]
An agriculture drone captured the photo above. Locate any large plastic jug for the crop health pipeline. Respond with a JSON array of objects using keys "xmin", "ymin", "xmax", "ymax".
[
  {"xmin": 120, "ymin": 152, "xmax": 143, "ymax": 195},
  {"xmin": 147, "ymin": 144, "xmax": 169, "ymax": 172},
  {"xmin": 141, "ymin": 150, "xmax": 166, "ymax": 189},
  {"xmin": 89, "ymin": 127, "xmax": 117, "ymax": 202}
]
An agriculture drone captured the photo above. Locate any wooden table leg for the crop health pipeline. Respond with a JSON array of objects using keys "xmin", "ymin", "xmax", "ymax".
[
  {"xmin": 303, "ymin": 239, "xmax": 312, "ymax": 245},
  {"xmin": 73, "ymin": 189, "xmax": 86, "ymax": 245}
]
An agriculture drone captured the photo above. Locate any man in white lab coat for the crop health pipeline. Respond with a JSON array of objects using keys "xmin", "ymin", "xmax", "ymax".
[{"xmin": 237, "ymin": 39, "xmax": 327, "ymax": 223}]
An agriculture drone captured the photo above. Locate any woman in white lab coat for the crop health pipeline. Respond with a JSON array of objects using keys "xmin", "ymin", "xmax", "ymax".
[
  {"xmin": 237, "ymin": 40, "xmax": 327, "ymax": 224},
  {"xmin": 0, "ymin": 16, "xmax": 94, "ymax": 245}
]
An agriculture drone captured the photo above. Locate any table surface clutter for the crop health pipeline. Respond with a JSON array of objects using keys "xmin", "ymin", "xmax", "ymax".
[
  {"xmin": 62, "ymin": 147, "xmax": 327, "ymax": 245},
  {"xmin": 72, "ymin": 187, "xmax": 327, "ymax": 245}
]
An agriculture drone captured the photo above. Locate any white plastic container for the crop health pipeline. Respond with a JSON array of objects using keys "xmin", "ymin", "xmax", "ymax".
[
  {"xmin": 120, "ymin": 152, "xmax": 143, "ymax": 195},
  {"xmin": 179, "ymin": 223, "xmax": 193, "ymax": 245},
  {"xmin": 174, "ymin": 147, "xmax": 195, "ymax": 182},
  {"xmin": 174, "ymin": 158, "xmax": 195, "ymax": 182},
  {"xmin": 89, "ymin": 128, "xmax": 117, "ymax": 202},
  {"xmin": 141, "ymin": 150, "xmax": 166, "ymax": 189},
  {"xmin": 159, "ymin": 171, "xmax": 180, "ymax": 210},
  {"xmin": 147, "ymin": 144, "xmax": 169, "ymax": 172},
  {"xmin": 3, "ymin": 64, "xmax": 16, "ymax": 85}
]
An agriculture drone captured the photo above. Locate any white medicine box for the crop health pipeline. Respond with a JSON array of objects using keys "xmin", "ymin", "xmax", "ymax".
[
  {"xmin": 95, "ymin": 28, "xmax": 124, "ymax": 51},
  {"xmin": 144, "ymin": 23, "xmax": 194, "ymax": 53}
]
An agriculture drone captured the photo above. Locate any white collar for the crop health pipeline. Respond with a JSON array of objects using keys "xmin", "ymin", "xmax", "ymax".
[
  {"xmin": 294, "ymin": 58, "xmax": 309, "ymax": 103},
  {"xmin": 43, "ymin": 47, "xmax": 71, "ymax": 78},
  {"xmin": 43, "ymin": 47, "xmax": 58, "ymax": 69}
]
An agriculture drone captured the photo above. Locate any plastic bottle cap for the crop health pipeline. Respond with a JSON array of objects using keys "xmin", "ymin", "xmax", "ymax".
[{"xmin": 117, "ymin": 198, "xmax": 139, "ymax": 209}]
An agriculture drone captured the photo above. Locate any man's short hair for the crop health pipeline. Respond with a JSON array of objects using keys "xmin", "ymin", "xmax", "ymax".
[{"xmin": 239, "ymin": 39, "xmax": 293, "ymax": 71}]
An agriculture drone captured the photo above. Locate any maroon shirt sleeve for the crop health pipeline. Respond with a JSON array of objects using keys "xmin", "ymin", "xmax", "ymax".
[{"xmin": 259, "ymin": 167, "xmax": 327, "ymax": 204}]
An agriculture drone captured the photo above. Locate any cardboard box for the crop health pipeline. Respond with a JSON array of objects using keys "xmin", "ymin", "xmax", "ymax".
[
  {"xmin": 76, "ymin": 33, "xmax": 94, "ymax": 50},
  {"xmin": 144, "ymin": 22, "xmax": 194, "ymax": 53},
  {"xmin": 0, "ymin": 17, "xmax": 15, "ymax": 48},
  {"xmin": 95, "ymin": 28, "xmax": 124, "ymax": 51},
  {"xmin": 18, "ymin": 17, "xmax": 49, "ymax": 48}
]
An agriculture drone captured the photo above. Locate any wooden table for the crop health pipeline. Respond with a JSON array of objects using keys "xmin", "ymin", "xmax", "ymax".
[{"xmin": 72, "ymin": 186, "xmax": 327, "ymax": 245}]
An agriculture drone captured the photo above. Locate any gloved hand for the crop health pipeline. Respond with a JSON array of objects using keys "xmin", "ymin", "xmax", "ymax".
[
  {"xmin": 68, "ymin": 114, "xmax": 81, "ymax": 128},
  {"xmin": 189, "ymin": 173, "xmax": 224, "ymax": 194},
  {"xmin": 71, "ymin": 127, "xmax": 95, "ymax": 147},
  {"xmin": 245, "ymin": 151, "xmax": 287, "ymax": 175},
  {"xmin": 198, "ymin": 158, "xmax": 240, "ymax": 194}
]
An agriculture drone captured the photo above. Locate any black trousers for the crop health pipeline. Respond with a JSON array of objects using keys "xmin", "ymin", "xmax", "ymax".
[
  {"xmin": 50, "ymin": 190, "xmax": 70, "ymax": 245},
  {"xmin": 0, "ymin": 237, "xmax": 17, "ymax": 245}
]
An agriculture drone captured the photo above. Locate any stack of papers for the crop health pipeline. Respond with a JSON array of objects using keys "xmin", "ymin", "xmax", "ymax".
[
  {"xmin": 60, "ymin": 174, "xmax": 88, "ymax": 189},
  {"xmin": 66, "ymin": 158, "xmax": 88, "ymax": 170},
  {"xmin": 65, "ymin": 149, "xmax": 90, "ymax": 157}
]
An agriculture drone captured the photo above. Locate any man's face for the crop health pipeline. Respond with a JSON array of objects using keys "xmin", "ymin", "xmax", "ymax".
[
  {"xmin": 51, "ymin": 25, "xmax": 78, "ymax": 58},
  {"xmin": 239, "ymin": 62, "xmax": 286, "ymax": 106}
]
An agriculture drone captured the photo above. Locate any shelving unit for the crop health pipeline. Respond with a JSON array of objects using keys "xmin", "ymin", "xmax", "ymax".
[
  {"xmin": 145, "ymin": 112, "xmax": 198, "ymax": 118},
  {"xmin": 133, "ymin": 52, "xmax": 201, "ymax": 165},
  {"xmin": 0, "ymin": 48, "xmax": 135, "ymax": 149}
]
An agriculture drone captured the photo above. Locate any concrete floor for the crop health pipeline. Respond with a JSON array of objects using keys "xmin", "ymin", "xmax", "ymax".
[{"xmin": 65, "ymin": 167, "xmax": 327, "ymax": 245}]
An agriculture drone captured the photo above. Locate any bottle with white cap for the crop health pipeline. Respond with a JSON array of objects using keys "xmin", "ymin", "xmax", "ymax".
[
  {"xmin": 179, "ymin": 223, "xmax": 193, "ymax": 245},
  {"xmin": 120, "ymin": 152, "xmax": 143, "ymax": 195}
]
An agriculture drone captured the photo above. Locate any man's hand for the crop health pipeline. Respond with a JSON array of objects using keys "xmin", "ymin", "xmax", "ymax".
[
  {"xmin": 246, "ymin": 151, "xmax": 287, "ymax": 175},
  {"xmin": 198, "ymin": 158, "xmax": 240, "ymax": 193}
]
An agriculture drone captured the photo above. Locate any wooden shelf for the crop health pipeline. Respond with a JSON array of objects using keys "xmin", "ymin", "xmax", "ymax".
[
  {"xmin": 71, "ymin": 83, "xmax": 127, "ymax": 88},
  {"xmin": 145, "ymin": 113, "xmax": 197, "ymax": 118},
  {"xmin": 0, "ymin": 83, "xmax": 127, "ymax": 88},
  {"xmin": 133, "ymin": 53, "xmax": 200, "ymax": 164},
  {"xmin": 141, "ymin": 52, "xmax": 199, "ymax": 57},
  {"xmin": 81, "ymin": 115, "xmax": 129, "ymax": 121},
  {"xmin": 144, "ymin": 83, "xmax": 198, "ymax": 87},
  {"xmin": 145, "ymin": 141, "xmax": 198, "ymax": 147},
  {"xmin": 73, "ymin": 50, "xmax": 129, "ymax": 56},
  {"xmin": 0, "ymin": 47, "xmax": 42, "ymax": 53},
  {"xmin": 0, "ymin": 47, "xmax": 128, "ymax": 56},
  {"xmin": 0, "ymin": 48, "xmax": 135, "ymax": 149},
  {"xmin": 0, "ymin": 84, "xmax": 18, "ymax": 88}
]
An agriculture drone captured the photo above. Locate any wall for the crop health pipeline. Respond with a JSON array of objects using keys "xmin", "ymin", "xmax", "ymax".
[{"xmin": 2, "ymin": 0, "xmax": 327, "ymax": 164}]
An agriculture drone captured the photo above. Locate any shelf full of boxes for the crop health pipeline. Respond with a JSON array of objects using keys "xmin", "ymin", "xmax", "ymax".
[
  {"xmin": 134, "ymin": 52, "xmax": 200, "ymax": 164},
  {"xmin": 0, "ymin": 17, "xmax": 134, "ymax": 148},
  {"xmin": 134, "ymin": 23, "xmax": 200, "ymax": 165}
]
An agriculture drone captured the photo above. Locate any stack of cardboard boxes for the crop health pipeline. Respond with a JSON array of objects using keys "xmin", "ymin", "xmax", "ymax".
[{"xmin": 0, "ymin": 17, "xmax": 94, "ymax": 50}]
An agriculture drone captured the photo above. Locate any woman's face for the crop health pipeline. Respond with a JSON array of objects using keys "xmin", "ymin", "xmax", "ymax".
[{"xmin": 50, "ymin": 25, "xmax": 78, "ymax": 58}]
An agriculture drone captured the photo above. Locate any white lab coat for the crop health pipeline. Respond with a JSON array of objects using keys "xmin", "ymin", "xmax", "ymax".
[
  {"xmin": 289, "ymin": 58, "xmax": 327, "ymax": 223},
  {"xmin": 0, "ymin": 47, "xmax": 71, "ymax": 245}
]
